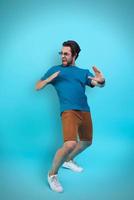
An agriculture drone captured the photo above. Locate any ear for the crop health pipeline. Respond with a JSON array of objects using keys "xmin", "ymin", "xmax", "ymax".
[{"xmin": 74, "ymin": 53, "xmax": 77, "ymax": 60}]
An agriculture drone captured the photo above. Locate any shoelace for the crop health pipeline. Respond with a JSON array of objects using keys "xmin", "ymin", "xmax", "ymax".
[
  {"xmin": 51, "ymin": 176, "xmax": 61, "ymax": 187},
  {"xmin": 70, "ymin": 160, "xmax": 79, "ymax": 166}
]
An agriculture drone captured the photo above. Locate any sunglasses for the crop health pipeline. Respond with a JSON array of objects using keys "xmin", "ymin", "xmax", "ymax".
[{"xmin": 58, "ymin": 52, "xmax": 71, "ymax": 56}]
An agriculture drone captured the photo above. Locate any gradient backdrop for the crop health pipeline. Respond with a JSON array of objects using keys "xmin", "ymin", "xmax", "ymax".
[{"xmin": 0, "ymin": 0, "xmax": 134, "ymax": 200}]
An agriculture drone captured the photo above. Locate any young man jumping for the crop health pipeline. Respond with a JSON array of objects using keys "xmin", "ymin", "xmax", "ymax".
[{"xmin": 35, "ymin": 40, "xmax": 105, "ymax": 193}]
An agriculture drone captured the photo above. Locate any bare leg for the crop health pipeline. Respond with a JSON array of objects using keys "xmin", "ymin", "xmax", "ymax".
[
  {"xmin": 65, "ymin": 141, "xmax": 91, "ymax": 162},
  {"xmin": 49, "ymin": 141, "xmax": 77, "ymax": 176}
]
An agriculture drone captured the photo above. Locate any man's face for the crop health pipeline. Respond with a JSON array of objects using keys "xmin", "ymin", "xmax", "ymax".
[{"xmin": 60, "ymin": 46, "xmax": 75, "ymax": 66}]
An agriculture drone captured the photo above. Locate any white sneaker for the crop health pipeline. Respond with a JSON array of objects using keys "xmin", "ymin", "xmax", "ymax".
[
  {"xmin": 62, "ymin": 160, "xmax": 83, "ymax": 172},
  {"xmin": 47, "ymin": 173, "xmax": 63, "ymax": 193}
]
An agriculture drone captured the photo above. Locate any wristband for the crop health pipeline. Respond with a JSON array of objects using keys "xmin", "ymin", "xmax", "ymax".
[{"xmin": 97, "ymin": 79, "xmax": 105, "ymax": 85}]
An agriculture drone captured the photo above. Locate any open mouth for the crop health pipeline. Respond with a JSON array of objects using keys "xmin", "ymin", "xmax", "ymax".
[{"xmin": 62, "ymin": 60, "xmax": 68, "ymax": 66}]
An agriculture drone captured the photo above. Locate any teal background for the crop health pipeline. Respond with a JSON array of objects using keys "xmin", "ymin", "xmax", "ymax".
[{"xmin": 0, "ymin": 0, "xmax": 134, "ymax": 199}]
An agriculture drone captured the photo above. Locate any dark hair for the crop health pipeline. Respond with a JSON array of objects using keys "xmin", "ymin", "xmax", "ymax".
[{"xmin": 62, "ymin": 40, "xmax": 81, "ymax": 60}]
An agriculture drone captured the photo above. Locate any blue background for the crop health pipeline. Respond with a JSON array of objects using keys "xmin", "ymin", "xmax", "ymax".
[{"xmin": 0, "ymin": 0, "xmax": 134, "ymax": 199}]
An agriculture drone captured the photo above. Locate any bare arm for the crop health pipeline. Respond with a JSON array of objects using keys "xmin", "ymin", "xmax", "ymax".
[
  {"xmin": 35, "ymin": 79, "xmax": 48, "ymax": 90},
  {"xmin": 35, "ymin": 71, "xmax": 60, "ymax": 91}
]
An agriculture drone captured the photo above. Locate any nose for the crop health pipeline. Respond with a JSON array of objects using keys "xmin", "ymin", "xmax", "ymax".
[{"xmin": 62, "ymin": 56, "xmax": 66, "ymax": 60}]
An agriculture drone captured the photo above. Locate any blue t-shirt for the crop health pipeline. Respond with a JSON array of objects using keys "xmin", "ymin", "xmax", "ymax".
[{"xmin": 40, "ymin": 65, "xmax": 94, "ymax": 114}]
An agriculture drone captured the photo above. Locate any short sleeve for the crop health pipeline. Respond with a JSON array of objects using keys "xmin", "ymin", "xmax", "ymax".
[
  {"xmin": 40, "ymin": 67, "xmax": 56, "ymax": 84},
  {"xmin": 85, "ymin": 70, "xmax": 95, "ymax": 87}
]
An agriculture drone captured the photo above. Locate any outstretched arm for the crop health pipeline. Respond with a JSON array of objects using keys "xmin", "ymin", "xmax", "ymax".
[
  {"xmin": 88, "ymin": 66, "xmax": 105, "ymax": 87},
  {"xmin": 35, "ymin": 71, "xmax": 60, "ymax": 90}
]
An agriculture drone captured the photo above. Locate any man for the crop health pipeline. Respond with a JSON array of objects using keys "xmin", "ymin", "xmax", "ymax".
[{"xmin": 35, "ymin": 40, "xmax": 105, "ymax": 193}]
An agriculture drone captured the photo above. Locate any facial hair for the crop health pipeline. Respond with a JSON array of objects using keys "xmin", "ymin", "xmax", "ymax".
[{"xmin": 62, "ymin": 57, "xmax": 73, "ymax": 66}]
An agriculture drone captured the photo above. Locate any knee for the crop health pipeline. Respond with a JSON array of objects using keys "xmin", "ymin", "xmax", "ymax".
[
  {"xmin": 63, "ymin": 141, "xmax": 77, "ymax": 153},
  {"xmin": 80, "ymin": 140, "xmax": 92, "ymax": 149},
  {"xmin": 86, "ymin": 140, "xmax": 92, "ymax": 147}
]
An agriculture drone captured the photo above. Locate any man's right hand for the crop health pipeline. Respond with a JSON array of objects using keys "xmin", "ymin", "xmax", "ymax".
[
  {"xmin": 45, "ymin": 71, "xmax": 60, "ymax": 84},
  {"xmin": 35, "ymin": 71, "xmax": 60, "ymax": 90}
]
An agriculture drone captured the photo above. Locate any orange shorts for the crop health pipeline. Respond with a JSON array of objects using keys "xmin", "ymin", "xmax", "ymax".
[{"xmin": 61, "ymin": 110, "xmax": 93, "ymax": 142}]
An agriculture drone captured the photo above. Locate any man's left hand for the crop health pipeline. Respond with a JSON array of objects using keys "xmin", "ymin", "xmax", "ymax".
[{"xmin": 88, "ymin": 66, "xmax": 105, "ymax": 84}]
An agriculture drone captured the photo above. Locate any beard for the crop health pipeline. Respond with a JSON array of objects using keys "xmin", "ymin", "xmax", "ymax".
[{"xmin": 62, "ymin": 58, "xmax": 73, "ymax": 66}]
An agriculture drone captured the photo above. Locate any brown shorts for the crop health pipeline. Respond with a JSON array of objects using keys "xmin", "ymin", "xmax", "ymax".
[{"xmin": 61, "ymin": 110, "xmax": 93, "ymax": 142}]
